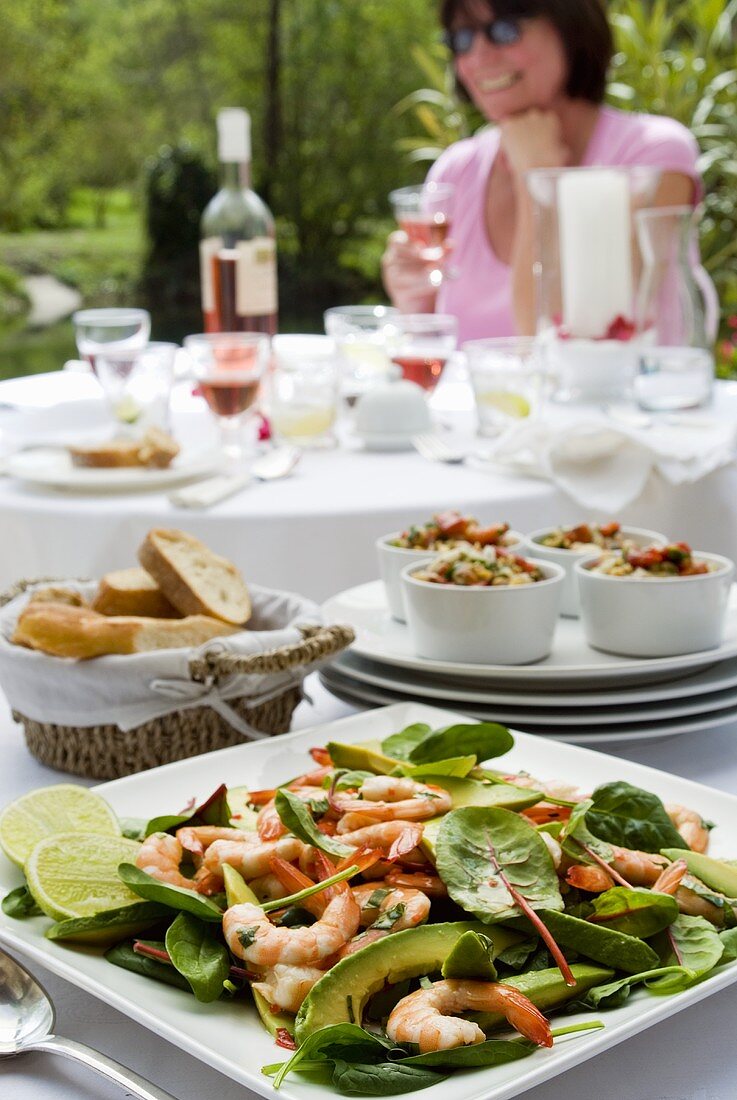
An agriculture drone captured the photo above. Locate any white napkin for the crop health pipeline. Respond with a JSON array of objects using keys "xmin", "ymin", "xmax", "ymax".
[
  {"xmin": 478, "ymin": 413, "xmax": 737, "ymax": 512},
  {"xmin": 169, "ymin": 471, "xmax": 253, "ymax": 509}
]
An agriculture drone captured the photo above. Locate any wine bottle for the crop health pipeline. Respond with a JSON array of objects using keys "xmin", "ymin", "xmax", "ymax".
[{"xmin": 200, "ymin": 108, "xmax": 278, "ymax": 335}]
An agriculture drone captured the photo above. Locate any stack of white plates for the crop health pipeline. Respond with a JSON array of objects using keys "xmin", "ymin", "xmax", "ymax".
[{"xmin": 320, "ymin": 581, "xmax": 737, "ymax": 745}]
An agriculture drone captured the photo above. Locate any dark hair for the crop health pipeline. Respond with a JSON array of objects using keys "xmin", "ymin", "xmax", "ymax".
[{"xmin": 440, "ymin": 0, "xmax": 614, "ymax": 104}]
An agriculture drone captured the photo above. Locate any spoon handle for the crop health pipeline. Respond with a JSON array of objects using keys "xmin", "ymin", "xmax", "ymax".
[{"xmin": 27, "ymin": 1035, "xmax": 178, "ymax": 1100}]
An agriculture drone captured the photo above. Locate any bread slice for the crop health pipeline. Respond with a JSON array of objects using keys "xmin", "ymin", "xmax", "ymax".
[
  {"xmin": 12, "ymin": 603, "xmax": 239, "ymax": 660},
  {"xmin": 138, "ymin": 529, "xmax": 251, "ymax": 626},
  {"xmin": 92, "ymin": 568, "xmax": 180, "ymax": 619},
  {"xmin": 27, "ymin": 586, "xmax": 88, "ymax": 608},
  {"xmin": 69, "ymin": 429, "xmax": 180, "ymax": 470}
]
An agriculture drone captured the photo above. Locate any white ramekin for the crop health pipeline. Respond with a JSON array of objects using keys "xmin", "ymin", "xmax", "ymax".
[
  {"xmin": 401, "ymin": 556, "xmax": 564, "ymax": 664},
  {"xmin": 575, "ymin": 550, "xmax": 734, "ymax": 657},
  {"xmin": 524, "ymin": 526, "xmax": 669, "ymax": 619}
]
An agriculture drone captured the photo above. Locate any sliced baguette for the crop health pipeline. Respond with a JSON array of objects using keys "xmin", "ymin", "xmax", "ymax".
[
  {"xmin": 69, "ymin": 429, "xmax": 180, "ymax": 470},
  {"xmin": 12, "ymin": 603, "xmax": 238, "ymax": 660},
  {"xmin": 28, "ymin": 586, "xmax": 88, "ymax": 608},
  {"xmin": 138, "ymin": 528, "xmax": 251, "ymax": 626},
  {"xmin": 92, "ymin": 567, "xmax": 180, "ymax": 619}
]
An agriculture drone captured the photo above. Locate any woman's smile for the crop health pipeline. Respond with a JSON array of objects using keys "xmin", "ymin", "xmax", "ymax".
[{"xmin": 479, "ymin": 71, "xmax": 523, "ymax": 93}]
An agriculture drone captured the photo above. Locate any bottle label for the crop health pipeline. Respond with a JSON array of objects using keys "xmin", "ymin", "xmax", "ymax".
[
  {"xmin": 200, "ymin": 237, "xmax": 222, "ymax": 311},
  {"xmin": 235, "ymin": 237, "xmax": 278, "ymax": 317}
]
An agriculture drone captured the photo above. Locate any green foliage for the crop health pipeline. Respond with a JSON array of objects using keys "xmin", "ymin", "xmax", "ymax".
[{"xmin": 0, "ymin": 265, "xmax": 30, "ymax": 331}]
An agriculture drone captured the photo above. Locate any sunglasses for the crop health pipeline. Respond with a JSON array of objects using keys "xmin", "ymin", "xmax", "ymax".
[{"xmin": 442, "ymin": 18, "xmax": 523, "ymax": 56}]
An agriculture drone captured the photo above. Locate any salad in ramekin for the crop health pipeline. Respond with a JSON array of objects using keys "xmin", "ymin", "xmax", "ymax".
[
  {"xmin": 401, "ymin": 545, "xmax": 563, "ymax": 664},
  {"xmin": 576, "ymin": 542, "xmax": 734, "ymax": 657},
  {"xmin": 378, "ymin": 511, "xmax": 523, "ymax": 622},
  {"xmin": 525, "ymin": 522, "xmax": 668, "ymax": 619}
]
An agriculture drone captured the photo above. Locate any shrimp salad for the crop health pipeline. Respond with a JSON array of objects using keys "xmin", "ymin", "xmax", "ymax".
[
  {"xmin": 588, "ymin": 542, "xmax": 717, "ymax": 578},
  {"xmin": 390, "ymin": 511, "xmax": 516, "ymax": 551},
  {"xmin": 5, "ymin": 720, "xmax": 737, "ymax": 1096},
  {"xmin": 413, "ymin": 546, "xmax": 544, "ymax": 586},
  {"xmin": 538, "ymin": 521, "xmax": 633, "ymax": 552}
]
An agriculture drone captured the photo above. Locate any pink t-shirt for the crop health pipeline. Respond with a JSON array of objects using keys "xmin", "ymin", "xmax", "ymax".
[{"xmin": 427, "ymin": 106, "xmax": 711, "ymax": 342}]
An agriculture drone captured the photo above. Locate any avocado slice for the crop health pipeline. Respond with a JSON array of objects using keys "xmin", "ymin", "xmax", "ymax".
[
  {"xmin": 442, "ymin": 930, "xmax": 497, "ymax": 981},
  {"xmin": 419, "ymin": 817, "xmax": 443, "ymax": 863},
  {"xmin": 535, "ymin": 910, "xmax": 660, "ymax": 973},
  {"xmin": 471, "ymin": 964, "xmax": 614, "ymax": 1032},
  {"xmin": 295, "ymin": 921, "xmax": 519, "ymax": 1040},
  {"xmin": 227, "ymin": 786, "xmax": 259, "ymax": 831},
  {"xmin": 661, "ymin": 849, "xmax": 737, "ymax": 899},
  {"xmin": 327, "ymin": 740, "xmax": 400, "ymax": 776},
  {"xmin": 422, "ymin": 775, "xmax": 542, "ymax": 812}
]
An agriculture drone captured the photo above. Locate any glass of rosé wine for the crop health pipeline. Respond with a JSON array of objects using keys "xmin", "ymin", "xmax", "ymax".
[
  {"xmin": 184, "ymin": 332, "xmax": 270, "ymax": 466},
  {"xmin": 389, "ymin": 182, "xmax": 454, "ymax": 288},
  {"xmin": 391, "ymin": 314, "xmax": 458, "ymax": 393}
]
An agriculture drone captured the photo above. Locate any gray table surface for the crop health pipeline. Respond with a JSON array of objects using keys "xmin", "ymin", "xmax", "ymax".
[{"xmin": 1, "ymin": 676, "xmax": 736, "ymax": 1100}]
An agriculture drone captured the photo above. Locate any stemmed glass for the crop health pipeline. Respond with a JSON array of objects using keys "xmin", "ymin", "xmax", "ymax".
[
  {"xmin": 94, "ymin": 343, "xmax": 178, "ymax": 433},
  {"xmin": 72, "ymin": 309, "xmax": 151, "ymax": 375},
  {"xmin": 390, "ymin": 314, "xmax": 458, "ymax": 393},
  {"xmin": 184, "ymin": 333, "xmax": 270, "ymax": 466},
  {"xmin": 388, "ymin": 182, "xmax": 454, "ymax": 287}
]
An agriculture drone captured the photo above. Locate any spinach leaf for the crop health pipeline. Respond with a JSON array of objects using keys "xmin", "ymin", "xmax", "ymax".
[
  {"xmin": 331, "ymin": 1060, "xmax": 447, "ymax": 1094},
  {"xmin": 719, "ymin": 927, "xmax": 737, "ymax": 962},
  {"xmin": 330, "ymin": 771, "xmax": 376, "ymax": 791},
  {"xmin": 117, "ymin": 862, "xmax": 223, "ymax": 921},
  {"xmin": 105, "ymin": 939, "xmax": 192, "ymax": 992},
  {"xmin": 408, "ymin": 723, "xmax": 514, "ymax": 765},
  {"xmin": 274, "ymin": 789, "xmax": 353, "ymax": 859},
  {"xmin": 558, "ymin": 799, "xmax": 613, "ymax": 865},
  {"xmin": 586, "ymin": 782, "xmax": 687, "ymax": 853},
  {"xmin": 441, "ymin": 929, "xmax": 498, "ymax": 980},
  {"xmin": 436, "ymin": 807, "xmax": 564, "ymax": 923},
  {"xmin": 578, "ymin": 966, "xmax": 693, "ymax": 1009},
  {"xmin": 399, "ymin": 756, "xmax": 477, "ymax": 779},
  {"xmin": 587, "ymin": 887, "xmax": 678, "ymax": 938},
  {"xmin": 145, "ymin": 783, "xmax": 232, "ymax": 837},
  {"xmin": 381, "ymin": 724, "xmax": 432, "ymax": 761},
  {"xmin": 533, "ymin": 910, "xmax": 660, "ymax": 974},
  {"xmin": 45, "ymin": 900, "xmax": 168, "ymax": 945},
  {"xmin": 649, "ymin": 914, "xmax": 725, "ymax": 989},
  {"xmin": 165, "ymin": 911, "xmax": 230, "ymax": 1002},
  {"xmin": 268, "ymin": 1023, "xmax": 393, "ymax": 1088},
  {"xmin": 394, "ymin": 1038, "xmax": 533, "ymax": 1069},
  {"xmin": 2, "ymin": 884, "xmax": 42, "ymax": 918}
]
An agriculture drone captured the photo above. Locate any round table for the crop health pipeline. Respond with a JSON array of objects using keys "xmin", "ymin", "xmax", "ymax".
[
  {"xmin": 1, "ymin": 370, "xmax": 736, "ymax": 602},
  {"xmin": 1, "ymin": 676, "xmax": 737, "ymax": 1100}
]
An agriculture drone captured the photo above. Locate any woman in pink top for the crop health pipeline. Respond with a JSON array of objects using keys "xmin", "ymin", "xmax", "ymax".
[{"xmin": 382, "ymin": 0, "xmax": 712, "ymax": 343}]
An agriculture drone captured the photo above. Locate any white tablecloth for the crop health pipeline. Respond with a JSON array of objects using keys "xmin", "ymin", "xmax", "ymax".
[
  {"xmin": 1, "ymin": 676, "xmax": 737, "ymax": 1100},
  {"xmin": 1, "ymin": 371, "xmax": 737, "ymax": 601}
]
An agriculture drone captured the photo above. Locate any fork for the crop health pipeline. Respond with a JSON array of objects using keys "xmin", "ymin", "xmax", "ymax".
[{"xmin": 411, "ymin": 433, "xmax": 466, "ymax": 464}]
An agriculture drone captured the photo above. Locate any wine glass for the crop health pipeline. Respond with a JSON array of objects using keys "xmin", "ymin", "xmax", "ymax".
[
  {"xmin": 184, "ymin": 332, "xmax": 270, "ymax": 466},
  {"xmin": 323, "ymin": 305, "xmax": 400, "ymax": 408},
  {"xmin": 388, "ymin": 182, "xmax": 454, "ymax": 287},
  {"xmin": 390, "ymin": 314, "xmax": 458, "ymax": 393},
  {"xmin": 72, "ymin": 308, "xmax": 151, "ymax": 374},
  {"xmin": 94, "ymin": 343, "xmax": 178, "ymax": 434}
]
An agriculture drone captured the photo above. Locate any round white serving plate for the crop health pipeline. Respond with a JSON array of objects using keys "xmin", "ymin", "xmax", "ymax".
[
  {"xmin": 319, "ymin": 666, "xmax": 737, "ymax": 745},
  {"xmin": 322, "ymin": 580, "xmax": 737, "ymax": 689},
  {"xmin": 6, "ymin": 445, "xmax": 223, "ymax": 493},
  {"xmin": 329, "ymin": 651, "xmax": 737, "ymax": 726}
]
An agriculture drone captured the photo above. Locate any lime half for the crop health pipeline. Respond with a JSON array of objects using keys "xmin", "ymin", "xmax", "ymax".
[
  {"xmin": 0, "ymin": 784, "xmax": 120, "ymax": 868},
  {"xmin": 479, "ymin": 391, "xmax": 531, "ymax": 418},
  {"xmin": 25, "ymin": 833, "xmax": 142, "ymax": 921}
]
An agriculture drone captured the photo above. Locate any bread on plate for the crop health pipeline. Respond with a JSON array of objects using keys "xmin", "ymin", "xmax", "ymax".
[
  {"xmin": 69, "ymin": 428, "xmax": 180, "ymax": 470},
  {"xmin": 138, "ymin": 528, "xmax": 251, "ymax": 626}
]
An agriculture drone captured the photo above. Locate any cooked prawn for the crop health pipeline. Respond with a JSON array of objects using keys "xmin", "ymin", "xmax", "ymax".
[
  {"xmin": 203, "ymin": 835, "xmax": 308, "ymax": 883},
  {"xmin": 352, "ymin": 883, "xmax": 431, "ymax": 930},
  {"xmin": 251, "ymin": 964, "xmax": 326, "ymax": 1013},
  {"xmin": 335, "ymin": 777, "xmax": 452, "ymax": 832},
  {"xmin": 652, "ymin": 859, "xmax": 732, "ymax": 926},
  {"xmin": 256, "ymin": 787, "xmax": 326, "ymax": 842},
  {"xmin": 665, "ymin": 803, "xmax": 710, "ymax": 853},
  {"xmin": 502, "ymin": 773, "xmax": 587, "ymax": 803},
  {"xmin": 386, "ymin": 979, "xmax": 553, "ymax": 1052},
  {"xmin": 223, "ymin": 891, "xmax": 360, "ymax": 967},
  {"xmin": 336, "ymin": 820, "xmax": 424, "ymax": 860},
  {"xmin": 136, "ymin": 831, "xmax": 232, "ymax": 895},
  {"xmin": 248, "ymin": 873, "xmax": 290, "ymax": 903},
  {"xmin": 175, "ymin": 825, "xmax": 247, "ymax": 858}
]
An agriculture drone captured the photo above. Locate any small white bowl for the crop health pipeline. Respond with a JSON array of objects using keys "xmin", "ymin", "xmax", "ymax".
[
  {"xmin": 576, "ymin": 551, "xmax": 734, "ymax": 658},
  {"xmin": 354, "ymin": 381, "xmax": 431, "ymax": 451},
  {"xmin": 524, "ymin": 526, "xmax": 668, "ymax": 619},
  {"xmin": 401, "ymin": 556, "xmax": 564, "ymax": 665},
  {"xmin": 377, "ymin": 530, "xmax": 524, "ymax": 623}
]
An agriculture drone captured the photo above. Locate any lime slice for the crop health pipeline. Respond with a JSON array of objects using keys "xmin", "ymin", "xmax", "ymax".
[
  {"xmin": 113, "ymin": 396, "xmax": 142, "ymax": 424},
  {"xmin": 478, "ymin": 391, "xmax": 531, "ymax": 418},
  {"xmin": 0, "ymin": 784, "xmax": 120, "ymax": 867},
  {"xmin": 25, "ymin": 833, "xmax": 142, "ymax": 921}
]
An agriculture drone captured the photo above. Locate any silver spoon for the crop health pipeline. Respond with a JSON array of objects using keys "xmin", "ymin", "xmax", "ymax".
[{"xmin": 0, "ymin": 946, "xmax": 177, "ymax": 1100}]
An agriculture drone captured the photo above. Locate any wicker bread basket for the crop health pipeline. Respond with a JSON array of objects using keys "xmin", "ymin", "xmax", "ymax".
[{"xmin": 0, "ymin": 579, "xmax": 354, "ymax": 780}]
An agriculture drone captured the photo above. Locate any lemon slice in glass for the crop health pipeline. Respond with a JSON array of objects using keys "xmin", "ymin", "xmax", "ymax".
[
  {"xmin": 478, "ymin": 391, "xmax": 531, "ymax": 418},
  {"xmin": 25, "ymin": 833, "xmax": 142, "ymax": 921},
  {"xmin": 0, "ymin": 784, "xmax": 120, "ymax": 868}
]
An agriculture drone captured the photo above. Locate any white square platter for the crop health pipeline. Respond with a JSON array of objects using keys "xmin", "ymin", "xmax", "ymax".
[{"xmin": 2, "ymin": 701, "xmax": 737, "ymax": 1100}]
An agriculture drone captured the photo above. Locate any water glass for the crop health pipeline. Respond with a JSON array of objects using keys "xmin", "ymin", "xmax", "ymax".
[
  {"xmin": 634, "ymin": 346, "xmax": 714, "ymax": 412},
  {"xmin": 464, "ymin": 337, "xmax": 545, "ymax": 437},
  {"xmin": 95, "ymin": 342, "xmax": 178, "ymax": 433},
  {"xmin": 324, "ymin": 305, "xmax": 400, "ymax": 406},
  {"xmin": 184, "ymin": 332, "xmax": 270, "ymax": 465},
  {"xmin": 391, "ymin": 314, "xmax": 457, "ymax": 393},
  {"xmin": 269, "ymin": 356, "xmax": 339, "ymax": 449},
  {"xmin": 72, "ymin": 308, "xmax": 151, "ymax": 374}
]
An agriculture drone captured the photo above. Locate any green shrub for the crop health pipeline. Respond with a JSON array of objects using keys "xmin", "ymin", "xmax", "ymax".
[{"xmin": 0, "ymin": 264, "xmax": 30, "ymax": 330}]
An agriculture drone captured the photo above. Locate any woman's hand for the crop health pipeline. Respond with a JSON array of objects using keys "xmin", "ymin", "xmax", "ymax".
[
  {"xmin": 381, "ymin": 230, "xmax": 448, "ymax": 313},
  {"xmin": 499, "ymin": 109, "xmax": 570, "ymax": 181}
]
